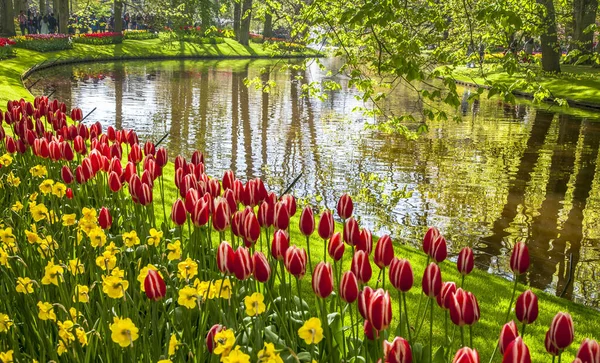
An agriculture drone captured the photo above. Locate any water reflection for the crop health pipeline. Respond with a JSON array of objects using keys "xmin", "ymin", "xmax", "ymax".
[{"xmin": 31, "ymin": 59, "xmax": 600, "ymax": 306}]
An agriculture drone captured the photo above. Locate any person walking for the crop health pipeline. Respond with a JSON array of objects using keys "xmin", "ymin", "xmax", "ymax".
[
  {"xmin": 18, "ymin": 11, "xmax": 27, "ymax": 35},
  {"xmin": 40, "ymin": 15, "xmax": 49, "ymax": 34},
  {"xmin": 48, "ymin": 13, "xmax": 57, "ymax": 33}
]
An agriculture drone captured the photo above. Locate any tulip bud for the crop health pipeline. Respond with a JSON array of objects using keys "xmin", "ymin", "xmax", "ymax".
[
  {"xmin": 437, "ymin": 281, "xmax": 457, "ymax": 309},
  {"xmin": 144, "ymin": 270, "xmax": 166, "ymax": 301},
  {"xmin": 510, "ymin": 242, "xmax": 530, "ymax": 275},
  {"xmin": 575, "ymin": 338, "xmax": 600, "ymax": 363},
  {"xmin": 222, "ymin": 170, "xmax": 235, "ymax": 191},
  {"xmin": 212, "ymin": 197, "xmax": 230, "ymax": 232},
  {"xmin": 449, "ymin": 288, "xmax": 480, "ymax": 327},
  {"xmin": 284, "ymin": 245, "xmax": 307, "ymax": 279},
  {"xmin": 66, "ymin": 188, "xmax": 73, "ymax": 199},
  {"xmin": 503, "ymin": 337, "xmax": 531, "ymax": 363},
  {"xmin": 271, "ymin": 230, "xmax": 289, "ymax": 261},
  {"xmin": 192, "ymin": 199, "xmax": 210, "ymax": 227},
  {"xmin": 423, "ymin": 227, "xmax": 440, "ymax": 256},
  {"xmin": 457, "ymin": 247, "xmax": 474, "ymax": 275},
  {"xmin": 422, "ymin": 262, "xmax": 442, "ymax": 298},
  {"xmin": 252, "ymin": 251, "xmax": 271, "ymax": 283},
  {"xmin": 328, "ymin": 232, "xmax": 345, "ymax": 261},
  {"xmin": 108, "ymin": 171, "xmax": 122, "ymax": 192},
  {"xmin": 384, "ymin": 336, "xmax": 412, "ymax": 363},
  {"xmin": 545, "ymin": 330, "xmax": 559, "ymax": 356},
  {"xmin": 185, "ymin": 189, "xmax": 200, "ymax": 214},
  {"xmin": 452, "ymin": 347, "xmax": 480, "ymax": 363},
  {"xmin": 171, "ymin": 199, "xmax": 187, "ymax": 226},
  {"xmin": 343, "ymin": 217, "xmax": 360, "ymax": 246},
  {"xmin": 273, "ymin": 201, "xmax": 290, "ymax": 230},
  {"xmin": 242, "ymin": 209, "xmax": 260, "ymax": 247},
  {"xmin": 61, "ymin": 166, "xmax": 74, "ymax": 184},
  {"xmin": 337, "ymin": 193, "xmax": 353, "ymax": 219},
  {"xmin": 356, "ymin": 228, "xmax": 373, "ymax": 255},
  {"xmin": 144, "ymin": 141, "xmax": 155, "ymax": 157},
  {"xmin": 548, "ymin": 312, "xmax": 574, "ymax": 350},
  {"xmin": 340, "ymin": 271, "xmax": 359, "ymax": 303},
  {"xmin": 367, "ymin": 288, "xmax": 392, "ymax": 331},
  {"xmin": 156, "ymin": 147, "xmax": 168, "ymax": 167},
  {"xmin": 363, "ymin": 320, "xmax": 379, "ymax": 341},
  {"xmin": 233, "ymin": 246, "xmax": 253, "ymax": 281},
  {"xmin": 515, "ymin": 290, "xmax": 538, "ymax": 325},
  {"xmin": 389, "ymin": 257, "xmax": 413, "ymax": 292},
  {"xmin": 299, "ymin": 206, "xmax": 315, "ymax": 236},
  {"xmin": 98, "ymin": 207, "xmax": 112, "ymax": 230},
  {"xmin": 358, "ymin": 286, "xmax": 374, "ymax": 320},
  {"xmin": 281, "ymin": 194, "xmax": 297, "ymax": 217},
  {"xmin": 257, "ymin": 200, "xmax": 272, "ymax": 228},
  {"xmin": 499, "ymin": 321, "xmax": 519, "ymax": 355},
  {"xmin": 374, "ymin": 234, "xmax": 394, "ymax": 269},
  {"xmin": 351, "ymin": 250, "xmax": 372, "ymax": 284},
  {"xmin": 430, "ymin": 235, "xmax": 447, "ymax": 263},
  {"xmin": 318, "ymin": 209, "xmax": 335, "ymax": 240},
  {"xmin": 217, "ymin": 242, "xmax": 235, "ymax": 275},
  {"xmin": 312, "ymin": 262, "xmax": 334, "ymax": 299},
  {"xmin": 206, "ymin": 324, "xmax": 225, "ymax": 353}
]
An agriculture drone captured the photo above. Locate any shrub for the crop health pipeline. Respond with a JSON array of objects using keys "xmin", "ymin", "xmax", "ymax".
[
  {"xmin": 72, "ymin": 32, "xmax": 123, "ymax": 45},
  {"xmin": 123, "ymin": 30, "xmax": 159, "ymax": 41},
  {"xmin": 0, "ymin": 38, "xmax": 16, "ymax": 59},
  {"xmin": 11, "ymin": 34, "xmax": 72, "ymax": 52}
]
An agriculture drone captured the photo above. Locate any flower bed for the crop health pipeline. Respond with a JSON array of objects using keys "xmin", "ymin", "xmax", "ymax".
[
  {"xmin": 0, "ymin": 38, "xmax": 16, "ymax": 59},
  {"xmin": 0, "ymin": 96, "xmax": 598, "ymax": 362},
  {"xmin": 124, "ymin": 30, "xmax": 159, "ymax": 41},
  {"xmin": 73, "ymin": 32, "xmax": 123, "ymax": 45},
  {"xmin": 11, "ymin": 34, "xmax": 72, "ymax": 52}
]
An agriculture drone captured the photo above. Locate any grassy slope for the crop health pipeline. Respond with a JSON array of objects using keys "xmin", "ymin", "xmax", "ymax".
[{"xmin": 453, "ymin": 64, "xmax": 600, "ymax": 106}]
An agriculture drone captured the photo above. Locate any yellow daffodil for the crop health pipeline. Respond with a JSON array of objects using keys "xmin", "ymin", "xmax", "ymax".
[
  {"xmin": 213, "ymin": 328, "xmax": 235, "ymax": 356},
  {"xmin": 157, "ymin": 360, "xmax": 172, "ymax": 363},
  {"xmin": 105, "ymin": 242, "xmax": 120, "ymax": 255},
  {"xmin": 37, "ymin": 235, "xmax": 58, "ymax": 258},
  {"xmin": 177, "ymin": 286, "xmax": 198, "ymax": 309},
  {"xmin": 147, "ymin": 228, "xmax": 163, "ymax": 246},
  {"xmin": 37, "ymin": 301, "xmax": 56, "ymax": 321},
  {"xmin": 244, "ymin": 292, "xmax": 266, "ymax": 317},
  {"xmin": 73, "ymin": 285, "xmax": 89, "ymax": 303},
  {"xmin": 81, "ymin": 207, "xmax": 97, "ymax": 221},
  {"xmin": 194, "ymin": 279, "xmax": 211, "ymax": 300},
  {"xmin": 29, "ymin": 192, "xmax": 38, "ymax": 203},
  {"xmin": 102, "ymin": 269, "xmax": 129, "ymax": 299},
  {"xmin": 168, "ymin": 334, "xmax": 179, "ymax": 356},
  {"xmin": 52, "ymin": 182, "xmax": 67, "ymax": 198},
  {"xmin": 39, "ymin": 179, "xmax": 55, "ymax": 195},
  {"xmin": 25, "ymin": 226, "xmax": 41, "ymax": 244},
  {"xmin": 6, "ymin": 172, "xmax": 20, "ymax": 187},
  {"xmin": 209, "ymin": 279, "xmax": 233, "ymax": 300},
  {"xmin": 122, "ymin": 230, "xmax": 140, "ymax": 248},
  {"xmin": 0, "ymin": 350, "xmax": 13, "ymax": 362},
  {"xmin": 57, "ymin": 340, "xmax": 68, "ymax": 356},
  {"xmin": 67, "ymin": 258, "xmax": 85, "ymax": 275},
  {"xmin": 257, "ymin": 342, "xmax": 283, "ymax": 363},
  {"xmin": 177, "ymin": 258, "xmax": 198, "ymax": 280},
  {"xmin": 96, "ymin": 251, "xmax": 117, "ymax": 271},
  {"xmin": 76, "ymin": 327, "xmax": 88, "ymax": 346},
  {"xmin": 0, "ymin": 314, "xmax": 13, "ymax": 332},
  {"xmin": 298, "ymin": 318, "xmax": 324, "ymax": 345},
  {"xmin": 10, "ymin": 201, "xmax": 23, "ymax": 213},
  {"xmin": 57, "ymin": 320, "xmax": 75, "ymax": 344},
  {"xmin": 62, "ymin": 214, "xmax": 77, "ymax": 227},
  {"xmin": 0, "ymin": 228, "xmax": 15, "ymax": 245},
  {"xmin": 31, "ymin": 203, "xmax": 49, "ymax": 222},
  {"xmin": 110, "ymin": 317, "xmax": 139, "ymax": 348},
  {"xmin": 30, "ymin": 165, "xmax": 48, "ymax": 178},
  {"xmin": 88, "ymin": 227, "xmax": 107, "ymax": 248},
  {"xmin": 222, "ymin": 346, "xmax": 250, "ymax": 363},
  {"xmin": 16, "ymin": 277, "xmax": 34, "ymax": 294},
  {"xmin": 137, "ymin": 264, "xmax": 161, "ymax": 291},
  {"xmin": 41, "ymin": 260, "xmax": 64, "ymax": 286},
  {"xmin": 0, "ymin": 248, "xmax": 10, "ymax": 268},
  {"xmin": 0, "ymin": 153, "xmax": 13, "ymax": 166},
  {"xmin": 167, "ymin": 240, "xmax": 182, "ymax": 261}
]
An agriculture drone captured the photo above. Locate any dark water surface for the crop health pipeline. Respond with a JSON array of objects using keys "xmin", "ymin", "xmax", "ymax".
[{"xmin": 31, "ymin": 58, "xmax": 600, "ymax": 306}]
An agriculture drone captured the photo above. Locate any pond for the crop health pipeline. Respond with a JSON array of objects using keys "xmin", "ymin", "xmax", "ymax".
[{"xmin": 30, "ymin": 58, "xmax": 600, "ymax": 307}]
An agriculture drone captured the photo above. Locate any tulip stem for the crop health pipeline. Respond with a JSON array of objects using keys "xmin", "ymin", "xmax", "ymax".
[
  {"xmin": 521, "ymin": 322, "xmax": 526, "ymax": 338},
  {"xmin": 305, "ymin": 236, "xmax": 313, "ymax": 276},
  {"xmin": 558, "ymin": 352, "xmax": 562, "ymax": 363},
  {"xmin": 323, "ymin": 238, "xmax": 327, "ymax": 263},
  {"xmin": 414, "ymin": 297, "xmax": 430, "ymax": 340},
  {"xmin": 296, "ymin": 277, "xmax": 306, "ymax": 321},
  {"xmin": 552, "ymin": 356, "xmax": 556, "ymax": 363},
  {"xmin": 489, "ymin": 278, "xmax": 520, "ymax": 363},
  {"xmin": 382, "ymin": 267, "xmax": 386, "ymax": 291},
  {"xmin": 402, "ymin": 292, "xmax": 412, "ymax": 343},
  {"xmin": 444, "ymin": 310, "xmax": 448, "ymax": 346},
  {"xmin": 460, "ymin": 326, "xmax": 465, "ymax": 347},
  {"xmin": 469, "ymin": 324, "xmax": 473, "ymax": 348},
  {"xmin": 429, "ymin": 297, "xmax": 434, "ymax": 363}
]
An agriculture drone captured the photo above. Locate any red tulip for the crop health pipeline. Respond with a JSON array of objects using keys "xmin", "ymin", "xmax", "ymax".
[
  {"xmin": 510, "ymin": 242, "xmax": 530, "ymax": 275},
  {"xmin": 430, "ymin": 235, "xmax": 447, "ymax": 263},
  {"xmin": 206, "ymin": 324, "xmax": 225, "ymax": 353},
  {"xmin": 184, "ymin": 189, "xmax": 200, "ymax": 214},
  {"xmin": 449, "ymin": 288, "xmax": 480, "ymax": 326},
  {"xmin": 356, "ymin": 228, "xmax": 373, "ymax": 255},
  {"xmin": 340, "ymin": 271, "xmax": 359, "ymax": 303},
  {"xmin": 5, "ymin": 136, "xmax": 16, "ymax": 153},
  {"xmin": 171, "ymin": 199, "xmax": 187, "ymax": 226},
  {"xmin": 98, "ymin": 207, "xmax": 112, "ymax": 230},
  {"xmin": 389, "ymin": 257, "xmax": 413, "ymax": 292},
  {"xmin": 257, "ymin": 200, "xmax": 272, "ymax": 228},
  {"xmin": 212, "ymin": 197, "xmax": 230, "ymax": 232},
  {"xmin": 138, "ymin": 183, "xmax": 153, "ymax": 206},
  {"xmin": 318, "ymin": 209, "xmax": 335, "ymax": 240},
  {"xmin": 422, "ymin": 262, "xmax": 442, "ymax": 298},
  {"xmin": 351, "ymin": 250, "xmax": 372, "ymax": 284},
  {"xmin": 343, "ymin": 217, "xmax": 360, "ymax": 246},
  {"xmin": 271, "ymin": 230, "xmax": 289, "ymax": 261},
  {"xmin": 363, "ymin": 320, "xmax": 379, "ymax": 341},
  {"xmin": 328, "ymin": 232, "xmax": 345, "ymax": 261},
  {"xmin": 61, "ymin": 166, "xmax": 74, "ymax": 184},
  {"xmin": 499, "ymin": 321, "xmax": 519, "ymax": 355},
  {"xmin": 312, "ymin": 262, "xmax": 334, "ymax": 298},
  {"xmin": 253, "ymin": 252, "xmax": 271, "ymax": 283},
  {"xmin": 299, "ymin": 206, "xmax": 315, "ymax": 236},
  {"xmin": 374, "ymin": 234, "xmax": 394, "ymax": 268},
  {"xmin": 61, "ymin": 141, "xmax": 74, "ymax": 161},
  {"xmin": 233, "ymin": 246, "xmax": 253, "ymax": 281},
  {"xmin": 457, "ymin": 247, "xmax": 474, "ymax": 275},
  {"xmin": 217, "ymin": 241, "xmax": 235, "ymax": 275},
  {"xmin": 273, "ymin": 201, "xmax": 290, "ymax": 230},
  {"xmin": 576, "ymin": 338, "xmax": 600, "ymax": 363},
  {"xmin": 436, "ymin": 281, "xmax": 457, "ymax": 309},
  {"xmin": 367, "ymin": 288, "xmax": 392, "ymax": 331},
  {"xmin": 155, "ymin": 147, "xmax": 168, "ymax": 167},
  {"xmin": 515, "ymin": 290, "xmax": 538, "ymax": 325},
  {"xmin": 66, "ymin": 188, "xmax": 73, "ymax": 199},
  {"xmin": 545, "ymin": 330, "xmax": 559, "ymax": 356},
  {"xmin": 70, "ymin": 107, "xmax": 83, "ymax": 121},
  {"xmin": 358, "ymin": 286, "xmax": 374, "ymax": 320},
  {"xmin": 452, "ymin": 347, "xmax": 480, "ymax": 363},
  {"xmin": 284, "ymin": 245, "xmax": 307, "ymax": 278},
  {"xmin": 108, "ymin": 171, "xmax": 122, "ymax": 192},
  {"xmin": 503, "ymin": 337, "xmax": 531, "ymax": 363},
  {"xmin": 337, "ymin": 193, "xmax": 353, "ymax": 219},
  {"xmin": 548, "ymin": 312, "xmax": 574, "ymax": 350},
  {"xmin": 224, "ymin": 189, "xmax": 238, "ymax": 216},
  {"xmin": 222, "ymin": 170, "xmax": 235, "ymax": 191},
  {"xmin": 144, "ymin": 270, "xmax": 166, "ymax": 301},
  {"xmin": 423, "ymin": 227, "xmax": 440, "ymax": 256},
  {"xmin": 192, "ymin": 199, "xmax": 210, "ymax": 227},
  {"xmin": 242, "ymin": 209, "xmax": 260, "ymax": 246},
  {"xmin": 281, "ymin": 194, "xmax": 297, "ymax": 217},
  {"xmin": 384, "ymin": 336, "xmax": 412, "ymax": 363}
]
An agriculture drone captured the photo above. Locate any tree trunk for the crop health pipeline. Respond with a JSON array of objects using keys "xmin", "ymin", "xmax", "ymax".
[
  {"xmin": 114, "ymin": 0, "xmax": 123, "ymax": 32},
  {"xmin": 572, "ymin": 0, "xmax": 598, "ymax": 56},
  {"xmin": 537, "ymin": 0, "xmax": 561, "ymax": 73},
  {"xmin": 0, "ymin": 0, "xmax": 16, "ymax": 36},
  {"xmin": 39, "ymin": 0, "xmax": 45, "ymax": 14},
  {"xmin": 57, "ymin": 0, "xmax": 68, "ymax": 34},
  {"xmin": 233, "ymin": 0, "xmax": 241, "ymax": 40},
  {"xmin": 263, "ymin": 11, "xmax": 272, "ymax": 38},
  {"xmin": 238, "ymin": 0, "xmax": 251, "ymax": 45},
  {"xmin": 200, "ymin": 0, "xmax": 211, "ymax": 29}
]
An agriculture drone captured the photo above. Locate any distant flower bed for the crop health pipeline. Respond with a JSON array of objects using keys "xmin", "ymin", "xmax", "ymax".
[
  {"xmin": 0, "ymin": 38, "xmax": 16, "ymax": 59},
  {"xmin": 73, "ymin": 32, "xmax": 123, "ymax": 45},
  {"xmin": 250, "ymin": 34, "xmax": 290, "ymax": 44},
  {"xmin": 12, "ymin": 34, "xmax": 72, "ymax": 52},
  {"xmin": 124, "ymin": 30, "xmax": 159, "ymax": 41}
]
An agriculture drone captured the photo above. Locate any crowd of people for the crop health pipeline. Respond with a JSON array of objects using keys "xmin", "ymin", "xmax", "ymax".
[{"xmin": 18, "ymin": 10, "xmax": 57, "ymax": 34}]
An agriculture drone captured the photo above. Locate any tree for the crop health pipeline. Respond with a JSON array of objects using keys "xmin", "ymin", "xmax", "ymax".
[
  {"xmin": 537, "ymin": 0, "xmax": 562, "ymax": 72},
  {"xmin": 572, "ymin": 0, "xmax": 598, "ymax": 57},
  {"xmin": 114, "ymin": 0, "xmax": 123, "ymax": 32},
  {"xmin": 263, "ymin": 10, "xmax": 272, "ymax": 38},
  {"xmin": 0, "ymin": 0, "xmax": 16, "ymax": 36},
  {"xmin": 233, "ymin": 0, "xmax": 241, "ymax": 39},
  {"xmin": 57, "ymin": 0, "xmax": 69, "ymax": 34},
  {"xmin": 238, "ymin": 0, "xmax": 251, "ymax": 45}
]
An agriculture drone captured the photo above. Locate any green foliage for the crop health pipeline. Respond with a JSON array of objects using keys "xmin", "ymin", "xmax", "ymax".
[
  {"xmin": 12, "ymin": 36, "xmax": 73, "ymax": 52},
  {"xmin": 0, "ymin": 46, "xmax": 15, "ymax": 60},
  {"xmin": 124, "ymin": 31, "xmax": 160, "ymax": 41},
  {"xmin": 72, "ymin": 34, "xmax": 124, "ymax": 46}
]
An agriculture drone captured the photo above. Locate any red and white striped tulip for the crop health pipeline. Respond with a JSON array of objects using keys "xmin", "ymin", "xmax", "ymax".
[
  {"xmin": 548, "ymin": 312, "xmax": 574, "ymax": 350},
  {"xmin": 367, "ymin": 288, "xmax": 392, "ymax": 331},
  {"xmin": 312, "ymin": 262, "xmax": 334, "ymax": 299},
  {"xmin": 457, "ymin": 247, "xmax": 474, "ymax": 275},
  {"xmin": 436, "ymin": 281, "xmax": 457, "ymax": 309},
  {"xmin": 358, "ymin": 286, "xmax": 374, "ymax": 320},
  {"xmin": 253, "ymin": 252, "xmax": 271, "ymax": 283},
  {"xmin": 503, "ymin": 337, "xmax": 531, "ymax": 363},
  {"xmin": 340, "ymin": 271, "xmax": 359, "ymax": 303},
  {"xmin": 422, "ymin": 262, "xmax": 442, "ymax": 298},
  {"xmin": 299, "ymin": 206, "xmax": 315, "ymax": 236},
  {"xmin": 217, "ymin": 242, "xmax": 235, "ymax": 275},
  {"xmin": 98, "ymin": 207, "xmax": 112, "ymax": 230},
  {"xmin": 374, "ymin": 234, "xmax": 394, "ymax": 269},
  {"xmin": 576, "ymin": 338, "xmax": 600, "ymax": 363},
  {"xmin": 389, "ymin": 257, "xmax": 413, "ymax": 292},
  {"xmin": 357, "ymin": 228, "xmax": 373, "ymax": 255},
  {"xmin": 430, "ymin": 235, "xmax": 447, "ymax": 263},
  {"xmin": 284, "ymin": 245, "xmax": 307, "ymax": 279},
  {"xmin": 171, "ymin": 199, "xmax": 187, "ymax": 226},
  {"xmin": 515, "ymin": 290, "xmax": 538, "ymax": 325},
  {"xmin": 233, "ymin": 246, "xmax": 253, "ymax": 281},
  {"xmin": 327, "ymin": 232, "xmax": 345, "ymax": 261},
  {"xmin": 206, "ymin": 324, "xmax": 225, "ymax": 353},
  {"xmin": 144, "ymin": 270, "xmax": 166, "ymax": 301},
  {"xmin": 337, "ymin": 193, "xmax": 353, "ymax": 219},
  {"xmin": 273, "ymin": 201, "xmax": 290, "ymax": 230},
  {"xmin": 423, "ymin": 227, "xmax": 440, "ymax": 256},
  {"xmin": 510, "ymin": 242, "xmax": 530, "ymax": 275},
  {"xmin": 318, "ymin": 209, "xmax": 335, "ymax": 240},
  {"xmin": 452, "ymin": 347, "xmax": 480, "ymax": 363},
  {"xmin": 499, "ymin": 321, "xmax": 519, "ymax": 355},
  {"xmin": 351, "ymin": 250, "xmax": 372, "ymax": 284},
  {"xmin": 343, "ymin": 217, "xmax": 360, "ymax": 246},
  {"xmin": 384, "ymin": 336, "xmax": 412, "ymax": 363},
  {"xmin": 271, "ymin": 229, "xmax": 289, "ymax": 261},
  {"xmin": 212, "ymin": 197, "xmax": 230, "ymax": 232},
  {"xmin": 449, "ymin": 288, "xmax": 480, "ymax": 326},
  {"xmin": 281, "ymin": 194, "xmax": 297, "ymax": 217}
]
